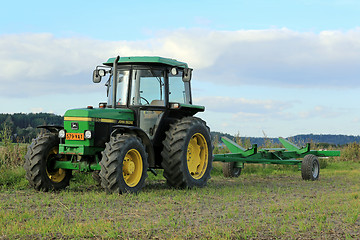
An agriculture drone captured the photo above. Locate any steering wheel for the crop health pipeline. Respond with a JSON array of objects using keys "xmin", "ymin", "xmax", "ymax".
[{"xmin": 140, "ymin": 97, "xmax": 149, "ymax": 105}]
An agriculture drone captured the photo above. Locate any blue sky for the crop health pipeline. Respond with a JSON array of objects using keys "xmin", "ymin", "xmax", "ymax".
[{"xmin": 1, "ymin": 0, "xmax": 360, "ymax": 137}]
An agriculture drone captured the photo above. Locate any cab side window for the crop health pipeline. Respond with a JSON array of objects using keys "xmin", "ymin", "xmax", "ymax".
[{"xmin": 169, "ymin": 70, "xmax": 190, "ymax": 104}]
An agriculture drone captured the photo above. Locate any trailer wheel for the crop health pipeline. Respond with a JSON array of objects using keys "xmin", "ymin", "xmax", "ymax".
[
  {"xmin": 92, "ymin": 171, "xmax": 101, "ymax": 185},
  {"xmin": 301, "ymin": 154, "xmax": 320, "ymax": 181},
  {"xmin": 24, "ymin": 134, "xmax": 72, "ymax": 191},
  {"xmin": 99, "ymin": 134, "xmax": 148, "ymax": 194},
  {"xmin": 161, "ymin": 117, "xmax": 213, "ymax": 188},
  {"xmin": 222, "ymin": 162, "xmax": 242, "ymax": 178}
]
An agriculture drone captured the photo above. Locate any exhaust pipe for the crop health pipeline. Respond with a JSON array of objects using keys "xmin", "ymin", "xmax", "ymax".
[{"xmin": 112, "ymin": 56, "xmax": 120, "ymax": 108}]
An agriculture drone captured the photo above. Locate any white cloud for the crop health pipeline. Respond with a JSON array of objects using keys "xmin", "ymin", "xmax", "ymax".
[
  {"xmin": 298, "ymin": 105, "xmax": 343, "ymax": 119},
  {"xmin": 30, "ymin": 107, "xmax": 44, "ymax": 113},
  {"xmin": 1, "ymin": 28, "xmax": 360, "ymax": 98},
  {"xmin": 194, "ymin": 96, "xmax": 292, "ymax": 114}
]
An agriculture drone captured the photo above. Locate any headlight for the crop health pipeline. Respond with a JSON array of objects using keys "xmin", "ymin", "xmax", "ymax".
[
  {"xmin": 171, "ymin": 67, "xmax": 178, "ymax": 75},
  {"xmin": 84, "ymin": 130, "xmax": 92, "ymax": 139},
  {"xmin": 58, "ymin": 129, "xmax": 66, "ymax": 138},
  {"xmin": 98, "ymin": 69, "xmax": 106, "ymax": 77}
]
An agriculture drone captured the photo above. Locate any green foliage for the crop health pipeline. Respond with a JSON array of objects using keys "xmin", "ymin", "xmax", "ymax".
[
  {"xmin": 341, "ymin": 142, "xmax": 360, "ymax": 162},
  {"xmin": 1, "ymin": 161, "xmax": 359, "ymax": 239},
  {"xmin": 0, "ymin": 123, "xmax": 27, "ymax": 169},
  {"xmin": 0, "ymin": 167, "xmax": 28, "ymax": 190},
  {"xmin": 319, "ymin": 158, "xmax": 328, "ymax": 168},
  {"xmin": 212, "ymin": 131, "xmax": 360, "ymax": 147},
  {"xmin": 0, "ymin": 113, "xmax": 63, "ymax": 143},
  {"xmin": 235, "ymin": 131, "xmax": 252, "ymax": 149}
]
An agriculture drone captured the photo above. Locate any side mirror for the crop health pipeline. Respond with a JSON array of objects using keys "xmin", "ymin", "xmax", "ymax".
[
  {"xmin": 93, "ymin": 70, "xmax": 101, "ymax": 83},
  {"xmin": 182, "ymin": 68, "xmax": 193, "ymax": 82}
]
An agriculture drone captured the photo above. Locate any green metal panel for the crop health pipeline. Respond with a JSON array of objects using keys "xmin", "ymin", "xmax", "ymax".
[
  {"xmin": 214, "ymin": 153, "xmax": 302, "ymax": 165},
  {"xmin": 278, "ymin": 137, "xmax": 300, "ymax": 151},
  {"xmin": 214, "ymin": 137, "xmax": 341, "ymax": 165},
  {"xmin": 177, "ymin": 103, "xmax": 205, "ymax": 112},
  {"xmin": 221, "ymin": 137, "xmax": 247, "ymax": 153},
  {"xmin": 59, "ymin": 145, "xmax": 103, "ymax": 155},
  {"xmin": 59, "ymin": 108, "xmax": 134, "ymax": 155},
  {"xmin": 64, "ymin": 108, "xmax": 134, "ymax": 121},
  {"xmin": 55, "ymin": 161, "xmax": 101, "ymax": 171},
  {"xmin": 104, "ymin": 56, "xmax": 188, "ymax": 68},
  {"xmin": 63, "ymin": 120, "xmax": 93, "ymax": 147}
]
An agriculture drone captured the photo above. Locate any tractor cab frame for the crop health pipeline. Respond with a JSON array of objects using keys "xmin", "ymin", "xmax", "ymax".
[{"xmin": 93, "ymin": 56, "xmax": 195, "ymax": 140}]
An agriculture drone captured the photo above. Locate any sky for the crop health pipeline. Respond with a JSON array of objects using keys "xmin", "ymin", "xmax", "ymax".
[{"xmin": 1, "ymin": 0, "xmax": 360, "ymax": 137}]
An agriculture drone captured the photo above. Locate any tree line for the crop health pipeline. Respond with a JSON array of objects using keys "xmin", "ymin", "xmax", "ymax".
[
  {"xmin": 1, "ymin": 113, "xmax": 359, "ymax": 145},
  {"xmin": 0, "ymin": 113, "xmax": 63, "ymax": 143},
  {"xmin": 211, "ymin": 131, "xmax": 360, "ymax": 147}
]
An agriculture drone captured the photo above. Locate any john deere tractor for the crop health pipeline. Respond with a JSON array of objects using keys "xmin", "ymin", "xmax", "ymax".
[{"xmin": 24, "ymin": 56, "xmax": 213, "ymax": 193}]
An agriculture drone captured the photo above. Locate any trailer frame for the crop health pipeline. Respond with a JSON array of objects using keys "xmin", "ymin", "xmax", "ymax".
[{"xmin": 213, "ymin": 137, "xmax": 340, "ymax": 180}]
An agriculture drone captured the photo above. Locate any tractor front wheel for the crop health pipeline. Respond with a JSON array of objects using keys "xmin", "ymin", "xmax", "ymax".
[
  {"xmin": 161, "ymin": 117, "xmax": 213, "ymax": 188},
  {"xmin": 301, "ymin": 154, "xmax": 320, "ymax": 181},
  {"xmin": 24, "ymin": 134, "xmax": 72, "ymax": 191},
  {"xmin": 99, "ymin": 134, "xmax": 148, "ymax": 194}
]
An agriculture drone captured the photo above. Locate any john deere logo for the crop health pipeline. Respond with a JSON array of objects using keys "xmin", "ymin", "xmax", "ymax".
[{"xmin": 71, "ymin": 122, "xmax": 79, "ymax": 130}]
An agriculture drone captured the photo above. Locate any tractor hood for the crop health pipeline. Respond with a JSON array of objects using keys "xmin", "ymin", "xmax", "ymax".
[{"xmin": 64, "ymin": 108, "xmax": 134, "ymax": 125}]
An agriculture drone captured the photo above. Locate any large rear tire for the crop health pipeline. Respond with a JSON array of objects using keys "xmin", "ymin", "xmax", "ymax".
[
  {"xmin": 99, "ymin": 134, "xmax": 148, "ymax": 194},
  {"xmin": 24, "ymin": 134, "xmax": 72, "ymax": 191},
  {"xmin": 301, "ymin": 154, "xmax": 320, "ymax": 181},
  {"xmin": 161, "ymin": 117, "xmax": 213, "ymax": 188}
]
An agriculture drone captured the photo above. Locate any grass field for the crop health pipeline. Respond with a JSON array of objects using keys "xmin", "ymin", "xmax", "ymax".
[{"xmin": 1, "ymin": 161, "xmax": 359, "ymax": 239}]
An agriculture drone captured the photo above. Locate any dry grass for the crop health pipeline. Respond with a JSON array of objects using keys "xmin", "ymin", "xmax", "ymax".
[
  {"xmin": 0, "ymin": 161, "xmax": 359, "ymax": 239},
  {"xmin": 0, "ymin": 124, "xmax": 27, "ymax": 169},
  {"xmin": 1, "ymin": 130, "xmax": 359, "ymax": 239}
]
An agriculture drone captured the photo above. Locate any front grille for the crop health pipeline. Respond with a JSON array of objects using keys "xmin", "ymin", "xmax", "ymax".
[{"xmin": 94, "ymin": 122, "xmax": 113, "ymax": 147}]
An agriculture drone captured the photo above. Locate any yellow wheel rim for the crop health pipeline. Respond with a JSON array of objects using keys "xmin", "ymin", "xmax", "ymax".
[
  {"xmin": 123, "ymin": 149, "xmax": 143, "ymax": 187},
  {"xmin": 187, "ymin": 133, "xmax": 209, "ymax": 179},
  {"xmin": 46, "ymin": 147, "xmax": 66, "ymax": 183}
]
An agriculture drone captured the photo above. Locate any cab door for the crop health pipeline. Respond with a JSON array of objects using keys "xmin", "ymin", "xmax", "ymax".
[{"xmin": 130, "ymin": 68, "xmax": 166, "ymax": 140}]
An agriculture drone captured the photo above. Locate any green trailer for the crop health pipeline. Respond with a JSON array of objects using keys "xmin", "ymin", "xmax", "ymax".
[{"xmin": 214, "ymin": 137, "xmax": 340, "ymax": 180}]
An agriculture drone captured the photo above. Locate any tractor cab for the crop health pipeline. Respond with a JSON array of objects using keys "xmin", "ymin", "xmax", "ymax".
[{"xmin": 92, "ymin": 56, "xmax": 201, "ymax": 140}]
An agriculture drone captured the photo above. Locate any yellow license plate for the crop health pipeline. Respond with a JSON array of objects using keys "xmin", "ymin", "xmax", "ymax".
[{"xmin": 66, "ymin": 133, "xmax": 84, "ymax": 140}]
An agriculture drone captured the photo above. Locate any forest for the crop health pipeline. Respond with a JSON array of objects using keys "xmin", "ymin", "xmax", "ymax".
[
  {"xmin": 0, "ymin": 113, "xmax": 63, "ymax": 143},
  {"xmin": 1, "ymin": 113, "xmax": 359, "ymax": 145}
]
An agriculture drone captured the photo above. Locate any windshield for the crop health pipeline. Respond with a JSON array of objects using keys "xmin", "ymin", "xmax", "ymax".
[
  {"xmin": 107, "ymin": 66, "xmax": 167, "ymax": 107},
  {"xmin": 107, "ymin": 69, "xmax": 130, "ymax": 106}
]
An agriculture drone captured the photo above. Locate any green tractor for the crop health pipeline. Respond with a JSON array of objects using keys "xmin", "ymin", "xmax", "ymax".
[{"xmin": 24, "ymin": 56, "xmax": 213, "ymax": 193}]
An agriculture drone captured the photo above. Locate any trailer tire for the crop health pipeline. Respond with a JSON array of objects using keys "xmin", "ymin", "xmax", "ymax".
[
  {"xmin": 161, "ymin": 117, "xmax": 213, "ymax": 188},
  {"xmin": 222, "ymin": 162, "xmax": 242, "ymax": 178},
  {"xmin": 92, "ymin": 171, "xmax": 101, "ymax": 185},
  {"xmin": 99, "ymin": 134, "xmax": 148, "ymax": 194},
  {"xmin": 301, "ymin": 154, "xmax": 320, "ymax": 181},
  {"xmin": 24, "ymin": 134, "xmax": 72, "ymax": 191}
]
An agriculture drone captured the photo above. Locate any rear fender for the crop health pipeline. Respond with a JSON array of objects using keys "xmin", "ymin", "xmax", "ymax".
[
  {"xmin": 37, "ymin": 125, "xmax": 64, "ymax": 134},
  {"xmin": 111, "ymin": 125, "xmax": 155, "ymax": 168}
]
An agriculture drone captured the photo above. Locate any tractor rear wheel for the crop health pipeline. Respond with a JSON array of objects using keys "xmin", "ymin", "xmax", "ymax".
[
  {"xmin": 222, "ymin": 162, "xmax": 242, "ymax": 178},
  {"xmin": 301, "ymin": 154, "xmax": 320, "ymax": 181},
  {"xmin": 24, "ymin": 133, "xmax": 72, "ymax": 191},
  {"xmin": 161, "ymin": 117, "xmax": 213, "ymax": 188},
  {"xmin": 99, "ymin": 134, "xmax": 148, "ymax": 194}
]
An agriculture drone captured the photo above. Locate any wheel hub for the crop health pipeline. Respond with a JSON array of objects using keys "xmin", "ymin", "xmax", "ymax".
[
  {"xmin": 187, "ymin": 133, "xmax": 208, "ymax": 179},
  {"xmin": 123, "ymin": 159, "xmax": 136, "ymax": 175},
  {"xmin": 46, "ymin": 147, "xmax": 66, "ymax": 183},
  {"xmin": 122, "ymin": 149, "xmax": 143, "ymax": 187}
]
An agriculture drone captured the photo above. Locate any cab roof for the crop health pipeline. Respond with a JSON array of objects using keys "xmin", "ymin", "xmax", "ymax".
[{"xmin": 104, "ymin": 56, "xmax": 188, "ymax": 68}]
